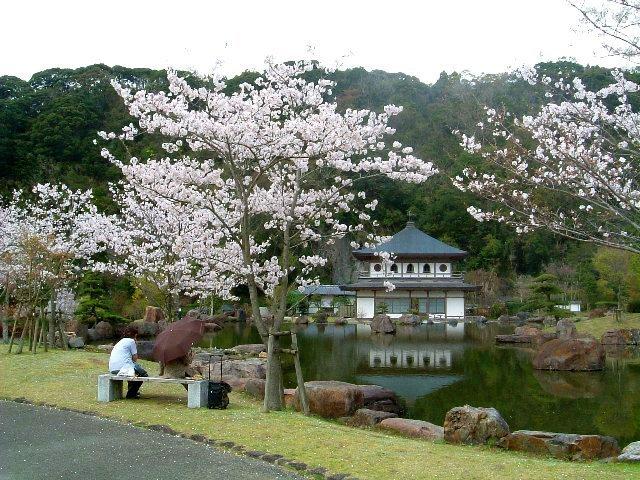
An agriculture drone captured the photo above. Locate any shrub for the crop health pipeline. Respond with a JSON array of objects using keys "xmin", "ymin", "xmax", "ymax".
[
  {"xmin": 313, "ymin": 311, "xmax": 328, "ymax": 323},
  {"xmin": 628, "ymin": 299, "xmax": 640, "ymax": 313},
  {"xmin": 588, "ymin": 308, "xmax": 606, "ymax": 319},
  {"xmin": 488, "ymin": 302, "xmax": 508, "ymax": 319}
]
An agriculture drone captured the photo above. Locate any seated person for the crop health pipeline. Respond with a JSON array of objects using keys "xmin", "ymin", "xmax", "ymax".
[{"xmin": 109, "ymin": 328, "xmax": 148, "ymax": 399}]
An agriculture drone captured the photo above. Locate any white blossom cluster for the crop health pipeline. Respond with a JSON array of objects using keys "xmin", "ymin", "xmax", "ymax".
[{"xmin": 453, "ymin": 67, "xmax": 640, "ymax": 253}]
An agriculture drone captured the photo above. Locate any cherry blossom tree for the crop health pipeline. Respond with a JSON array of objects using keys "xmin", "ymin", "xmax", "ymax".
[
  {"xmin": 81, "ymin": 181, "xmax": 241, "ymax": 321},
  {"xmin": 0, "ymin": 184, "xmax": 98, "ymax": 353},
  {"xmin": 453, "ymin": 67, "xmax": 640, "ymax": 254},
  {"xmin": 101, "ymin": 60, "xmax": 437, "ymax": 410}
]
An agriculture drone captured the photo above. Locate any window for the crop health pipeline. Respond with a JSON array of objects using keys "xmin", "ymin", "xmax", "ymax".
[
  {"xmin": 390, "ymin": 263, "xmax": 398, "ymax": 273},
  {"xmin": 376, "ymin": 298, "xmax": 410, "ymax": 314},
  {"xmin": 406, "ymin": 263, "xmax": 414, "ymax": 273},
  {"xmin": 373, "ymin": 263, "xmax": 382, "ymax": 272},
  {"xmin": 418, "ymin": 298, "xmax": 445, "ymax": 314},
  {"xmin": 439, "ymin": 263, "xmax": 448, "ymax": 273},
  {"xmin": 423, "ymin": 263, "xmax": 431, "ymax": 273}
]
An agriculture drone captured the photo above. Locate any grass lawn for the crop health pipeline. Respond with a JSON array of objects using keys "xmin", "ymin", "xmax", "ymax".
[
  {"xmin": 545, "ymin": 312, "xmax": 640, "ymax": 338},
  {"xmin": 1, "ymin": 348, "xmax": 638, "ymax": 480}
]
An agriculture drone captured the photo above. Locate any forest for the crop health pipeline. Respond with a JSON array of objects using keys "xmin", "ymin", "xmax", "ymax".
[{"xmin": 1, "ymin": 61, "xmax": 638, "ymax": 319}]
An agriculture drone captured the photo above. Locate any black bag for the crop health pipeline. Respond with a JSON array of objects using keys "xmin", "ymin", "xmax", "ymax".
[{"xmin": 207, "ymin": 354, "xmax": 231, "ymax": 409}]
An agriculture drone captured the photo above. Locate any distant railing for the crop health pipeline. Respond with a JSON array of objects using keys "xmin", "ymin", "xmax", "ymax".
[{"xmin": 357, "ymin": 272, "xmax": 465, "ymax": 280}]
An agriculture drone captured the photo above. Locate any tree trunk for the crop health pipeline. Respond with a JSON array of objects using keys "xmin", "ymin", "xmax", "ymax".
[
  {"xmin": 17, "ymin": 315, "xmax": 32, "ymax": 354},
  {"xmin": 262, "ymin": 333, "xmax": 284, "ymax": 412},
  {"xmin": 32, "ymin": 311, "xmax": 41, "ymax": 354},
  {"xmin": 8, "ymin": 315, "xmax": 18, "ymax": 353},
  {"xmin": 2, "ymin": 278, "xmax": 8, "ymax": 344},
  {"xmin": 49, "ymin": 291, "xmax": 56, "ymax": 347}
]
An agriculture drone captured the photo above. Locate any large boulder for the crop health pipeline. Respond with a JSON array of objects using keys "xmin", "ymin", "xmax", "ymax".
[
  {"xmin": 68, "ymin": 336, "xmax": 85, "ymax": 349},
  {"xmin": 136, "ymin": 340, "xmax": 155, "ymax": 361},
  {"xmin": 294, "ymin": 381, "xmax": 364, "ymax": 418},
  {"xmin": 144, "ymin": 306, "xmax": 165, "ymax": 323},
  {"xmin": 495, "ymin": 325, "xmax": 555, "ymax": 345},
  {"xmin": 233, "ymin": 344, "xmax": 266, "ymax": 356},
  {"xmin": 333, "ymin": 316, "xmax": 348, "ymax": 325},
  {"xmin": 444, "ymin": 405, "xmax": 509, "ymax": 445},
  {"xmin": 555, "ymin": 319, "xmax": 577, "ymax": 339},
  {"xmin": 371, "ymin": 314, "xmax": 396, "ymax": 334},
  {"xmin": 65, "ymin": 319, "xmax": 88, "ymax": 341},
  {"xmin": 396, "ymin": 314, "xmax": 421, "ymax": 326},
  {"xmin": 532, "ymin": 335, "xmax": 605, "ymax": 371},
  {"xmin": 191, "ymin": 356, "xmax": 266, "ymax": 380},
  {"xmin": 498, "ymin": 314, "xmax": 518, "ymax": 324},
  {"xmin": 130, "ymin": 319, "xmax": 160, "ymax": 337},
  {"xmin": 293, "ymin": 316, "xmax": 309, "ymax": 325},
  {"xmin": 347, "ymin": 408, "xmax": 397, "ymax": 427},
  {"xmin": 500, "ymin": 430, "xmax": 620, "ymax": 461},
  {"xmin": 244, "ymin": 378, "xmax": 266, "ymax": 399},
  {"xmin": 601, "ymin": 329, "xmax": 640, "ymax": 345},
  {"xmin": 95, "ymin": 321, "xmax": 114, "ymax": 339},
  {"xmin": 619, "ymin": 441, "xmax": 640, "ymax": 462},
  {"xmin": 358, "ymin": 384, "xmax": 403, "ymax": 415},
  {"xmin": 379, "ymin": 418, "xmax": 444, "ymax": 441}
]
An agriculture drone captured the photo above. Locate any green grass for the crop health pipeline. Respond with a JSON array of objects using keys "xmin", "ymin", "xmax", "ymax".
[
  {"xmin": 545, "ymin": 313, "xmax": 640, "ymax": 338},
  {"xmin": 1, "ymin": 348, "xmax": 638, "ymax": 480}
]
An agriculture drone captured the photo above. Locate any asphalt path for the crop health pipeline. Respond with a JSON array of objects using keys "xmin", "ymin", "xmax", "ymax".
[{"xmin": 0, "ymin": 401, "xmax": 303, "ymax": 480}]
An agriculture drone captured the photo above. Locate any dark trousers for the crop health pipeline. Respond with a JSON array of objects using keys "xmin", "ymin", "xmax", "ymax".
[{"xmin": 111, "ymin": 363, "xmax": 148, "ymax": 398}]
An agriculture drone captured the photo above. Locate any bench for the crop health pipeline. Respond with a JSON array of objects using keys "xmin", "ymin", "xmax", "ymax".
[{"xmin": 97, "ymin": 374, "xmax": 208, "ymax": 408}]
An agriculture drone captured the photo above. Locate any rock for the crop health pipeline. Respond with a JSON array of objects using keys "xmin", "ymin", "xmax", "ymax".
[
  {"xmin": 619, "ymin": 441, "xmax": 640, "ymax": 462},
  {"xmin": 130, "ymin": 319, "xmax": 160, "ymax": 337},
  {"xmin": 514, "ymin": 325, "xmax": 540, "ymax": 336},
  {"xmin": 294, "ymin": 316, "xmax": 309, "ymax": 325},
  {"xmin": 97, "ymin": 344, "xmax": 114, "ymax": 352},
  {"xmin": 192, "ymin": 357, "xmax": 266, "ymax": 380},
  {"xmin": 244, "ymin": 378, "xmax": 266, "ymax": 399},
  {"xmin": 498, "ymin": 314, "xmax": 517, "ymax": 324},
  {"xmin": 222, "ymin": 376, "xmax": 246, "ymax": 391},
  {"xmin": 516, "ymin": 311, "xmax": 530, "ymax": 321},
  {"xmin": 500, "ymin": 430, "xmax": 620, "ymax": 461},
  {"xmin": 357, "ymin": 384, "xmax": 403, "ymax": 415},
  {"xmin": 203, "ymin": 322, "xmax": 222, "ymax": 332},
  {"xmin": 346, "ymin": 408, "xmax": 397, "ymax": 427},
  {"xmin": 601, "ymin": 329, "xmax": 640, "ymax": 345},
  {"xmin": 527, "ymin": 316, "xmax": 545, "ymax": 324},
  {"xmin": 530, "ymin": 333, "xmax": 558, "ymax": 348},
  {"xmin": 65, "ymin": 319, "xmax": 88, "ymax": 340},
  {"xmin": 233, "ymin": 344, "xmax": 266, "ymax": 356},
  {"xmin": 144, "ymin": 306, "xmax": 165, "ymax": 323},
  {"xmin": 136, "ymin": 340, "xmax": 155, "ymax": 361},
  {"xmin": 556, "ymin": 319, "xmax": 577, "ymax": 339},
  {"xmin": 294, "ymin": 381, "xmax": 364, "ymax": 418},
  {"xmin": 334, "ymin": 317, "xmax": 348, "ymax": 325},
  {"xmin": 284, "ymin": 388, "xmax": 297, "ymax": 408},
  {"xmin": 371, "ymin": 314, "xmax": 396, "ymax": 334},
  {"xmin": 379, "ymin": 418, "xmax": 444, "ymax": 440},
  {"xmin": 95, "ymin": 321, "xmax": 114, "ymax": 339},
  {"xmin": 68, "ymin": 336, "xmax": 85, "ymax": 349},
  {"xmin": 532, "ymin": 335, "xmax": 605, "ymax": 371},
  {"xmin": 86, "ymin": 328, "xmax": 99, "ymax": 341},
  {"xmin": 396, "ymin": 314, "xmax": 421, "ymax": 325},
  {"xmin": 444, "ymin": 405, "xmax": 509, "ymax": 445}
]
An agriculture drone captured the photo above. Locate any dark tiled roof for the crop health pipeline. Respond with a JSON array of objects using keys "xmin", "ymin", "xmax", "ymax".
[
  {"xmin": 341, "ymin": 278, "xmax": 480, "ymax": 291},
  {"xmin": 354, "ymin": 222, "xmax": 466, "ymax": 258}
]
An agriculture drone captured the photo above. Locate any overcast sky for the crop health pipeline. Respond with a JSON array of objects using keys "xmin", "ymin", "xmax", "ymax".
[{"xmin": 2, "ymin": 0, "xmax": 622, "ymax": 84}]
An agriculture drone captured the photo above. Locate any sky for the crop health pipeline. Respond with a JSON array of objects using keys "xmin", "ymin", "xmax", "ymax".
[{"xmin": 1, "ymin": 0, "xmax": 623, "ymax": 84}]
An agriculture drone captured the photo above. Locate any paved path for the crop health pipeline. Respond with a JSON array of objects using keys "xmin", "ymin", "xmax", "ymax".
[{"xmin": 0, "ymin": 401, "xmax": 303, "ymax": 480}]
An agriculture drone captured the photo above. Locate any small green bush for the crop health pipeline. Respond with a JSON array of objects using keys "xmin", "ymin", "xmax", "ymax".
[
  {"xmin": 313, "ymin": 311, "xmax": 328, "ymax": 323},
  {"xmin": 488, "ymin": 302, "xmax": 508, "ymax": 319},
  {"xmin": 628, "ymin": 299, "xmax": 640, "ymax": 313}
]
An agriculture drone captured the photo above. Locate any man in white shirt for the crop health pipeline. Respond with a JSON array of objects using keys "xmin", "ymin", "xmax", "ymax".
[{"xmin": 109, "ymin": 328, "xmax": 148, "ymax": 399}]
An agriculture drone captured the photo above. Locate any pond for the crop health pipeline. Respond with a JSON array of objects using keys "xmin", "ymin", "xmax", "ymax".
[{"xmin": 202, "ymin": 321, "xmax": 640, "ymax": 446}]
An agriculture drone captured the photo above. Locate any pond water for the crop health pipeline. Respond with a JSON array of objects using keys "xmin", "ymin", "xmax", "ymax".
[{"xmin": 201, "ymin": 321, "xmax": 640, "ymax": 446}]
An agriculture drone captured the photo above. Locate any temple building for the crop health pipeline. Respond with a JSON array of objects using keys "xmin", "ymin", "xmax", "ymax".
[{"xmin": 342, "ymin": 222, "xmax": 478, "ymax": 319}]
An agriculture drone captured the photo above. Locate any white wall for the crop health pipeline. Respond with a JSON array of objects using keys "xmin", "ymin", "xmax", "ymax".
[
  {"xmin": 446, "ymin": 296, "xmax": 465, "ymax": 318},
  {"xmin": 357, "ymin": 297, "xmax": 375, "ymax": 319}
]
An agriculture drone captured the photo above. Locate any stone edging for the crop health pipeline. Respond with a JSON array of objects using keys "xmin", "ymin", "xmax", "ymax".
[{"xmin": 1, "ymin": 397, "xmax": 358, "ymax": 480}]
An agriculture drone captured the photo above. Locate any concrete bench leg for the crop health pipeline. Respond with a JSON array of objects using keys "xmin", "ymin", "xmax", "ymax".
[
  {"xmin": 98, "ymin": 374, "xmax": 123, "ymax": 402},
  {"xmin": 187, "ymin": 380, "xmax": 208, "ymax": 408}
]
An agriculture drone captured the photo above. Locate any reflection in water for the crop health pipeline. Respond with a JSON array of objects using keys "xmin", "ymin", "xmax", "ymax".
[{"xmin": 202, "ymin": 321, "xmax": 640, "ymax": 446}]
